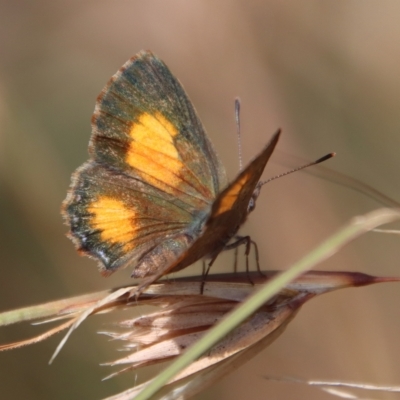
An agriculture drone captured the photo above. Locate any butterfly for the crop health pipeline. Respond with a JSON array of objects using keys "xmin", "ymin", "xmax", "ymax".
[{"xmin": 62, "ymin": 50, "xmax": 280, "ymax": 290}]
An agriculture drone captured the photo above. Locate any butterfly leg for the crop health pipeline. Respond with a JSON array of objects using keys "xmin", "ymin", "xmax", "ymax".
[
  {"xmin": 225, "ymin": 236, "xmax": 264, "ymax": 282},
  {"xmin": 224, "ymin": 236, "xmax": 253, "ymax": 284},
  {"xmin": 233, "ymin": 245, "xmax": 239, "ymax": 273},
  {"xmin": 200, "ymin": 259, "xmax": 208, "ymax": 294},
  {"xmin": 200, "ymin": 253, "xmax": 220, "ymax": 294},
  {"xmin": 248, "ymin": 238, "xmax": 264, "ymax": 277}
]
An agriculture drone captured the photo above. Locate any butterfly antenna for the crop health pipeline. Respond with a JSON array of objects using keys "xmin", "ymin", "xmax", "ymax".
[
  {"xmin": 260, "ymin": 152, "xmax": 336, "ymax": 188},
  {"xmin": 235, "ymin": 98, "xmax": 243, "ymax": 172},
  {"xmin": 276, "ymin": 150, "xmax": 400, "ymax": 208}
]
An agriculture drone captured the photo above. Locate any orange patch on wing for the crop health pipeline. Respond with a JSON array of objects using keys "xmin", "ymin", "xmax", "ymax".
[
  {"xmin": 213, "ymin": 172, "xmax": 251, "ymax": 217},
  {"xmin": 89, "ymin": 196, "xmax": 137, "ymax": 249},
  {"xmin": 129, "ymin": 112, "xmax": 179, "ymax": 157},
  {"xmin": 127, "ymin": 112, "xmax": 185, "ymax": 192}
]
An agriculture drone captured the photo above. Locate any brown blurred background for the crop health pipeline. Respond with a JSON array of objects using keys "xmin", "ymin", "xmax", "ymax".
[{"xmin": 1, "ymin": 1, "xmax": 400, "ymax": 399}]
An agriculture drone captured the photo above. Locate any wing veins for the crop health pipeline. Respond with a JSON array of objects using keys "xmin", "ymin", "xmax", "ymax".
[
  {"xmin": 147, "ymin": 59, "xmax": 219, "ymax": 194},
  {"xmin": 128, "ymin": 153, "xmax": 211, "ymax": 206},
  {"xmin": 96, "ymin": 109, "xmax": 132, "ymax": 128},
  {"xmin": 86, "ymin": 220, "xmax": 186, "ymax": 242},
  {"xmin": 84, "ymin": 164, "xmax": 203, "ymax": 217},
  {"xmin": 130, "ymin": 138, "xmax": 212, "ymax": 199}
]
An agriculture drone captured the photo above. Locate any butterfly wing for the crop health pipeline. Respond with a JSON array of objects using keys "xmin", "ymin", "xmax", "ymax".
[
  {"xmin": 91, "ymin": 51, "xmax": 227, "ymax": 203},
  {"xmin": 63, "ymin": 51, "xmax": 227, "ymax": 276}
]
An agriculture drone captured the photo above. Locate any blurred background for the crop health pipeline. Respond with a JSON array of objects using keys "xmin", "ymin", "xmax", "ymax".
[{"xmin": 1, "ymin": 1, "xmax": 400, "ymax": 399}]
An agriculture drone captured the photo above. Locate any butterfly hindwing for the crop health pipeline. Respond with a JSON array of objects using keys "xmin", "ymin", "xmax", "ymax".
[{"xmin": 64, "ymin": 162, "xmax": 199, "ymax": 275}]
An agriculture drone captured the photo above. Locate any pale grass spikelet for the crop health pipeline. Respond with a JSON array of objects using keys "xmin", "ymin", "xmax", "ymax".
[{"xmin": 2, "ymin": 268, "xmax": 399, "ymax": 399}]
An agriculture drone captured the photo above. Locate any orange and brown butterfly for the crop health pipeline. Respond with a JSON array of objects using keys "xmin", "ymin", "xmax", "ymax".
[{"xmin": 62, "ymin": 50, "xmax": 280, "ymax": 289}]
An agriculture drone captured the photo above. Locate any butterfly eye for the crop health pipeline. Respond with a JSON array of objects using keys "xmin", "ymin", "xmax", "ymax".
[
  {"xmin": 247, "ymin": 182, "xmax": 262, "ymax": 213},
  {"xmin": 247, "ymin": 197, "xmax": 256, "ymax": 213}
]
